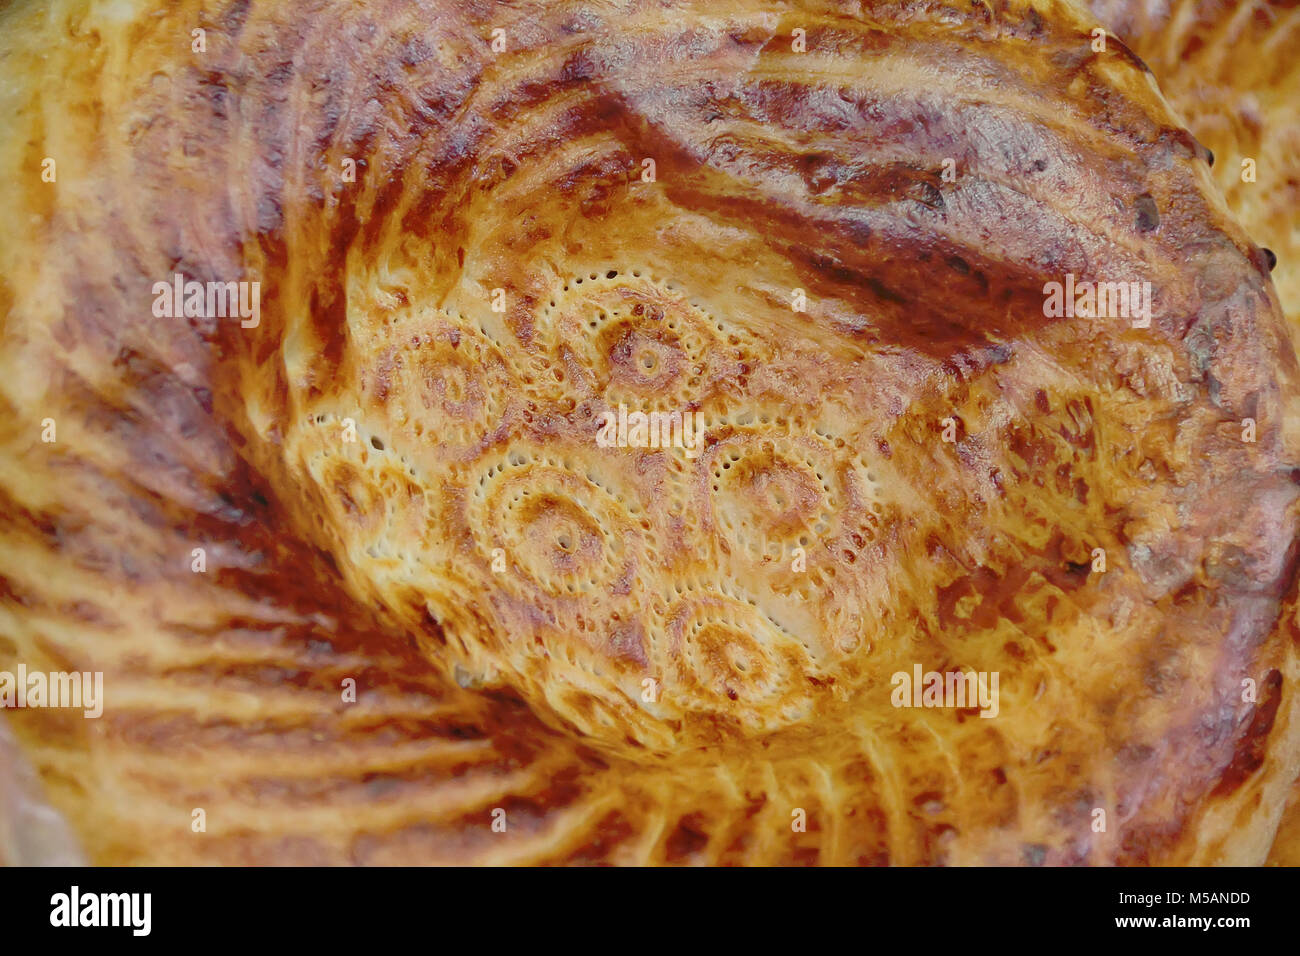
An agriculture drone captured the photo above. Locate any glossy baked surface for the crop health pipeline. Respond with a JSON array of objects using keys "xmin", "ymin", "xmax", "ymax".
[
  {"xmin": 1, "ymin": 0, "xmax": 1298, "ymax": 864},
  {"xmin": 1087, "ymin": 0, "xmax": 1300, "ymax": 865}
]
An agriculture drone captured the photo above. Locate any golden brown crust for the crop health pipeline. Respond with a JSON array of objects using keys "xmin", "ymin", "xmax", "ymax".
[
  {"xmin": 1, "ymin": 0, "xmax": 1298, "ymax": 864},
  {"xmin": 1089, "ymin": 0, "xmax": 1300, "ymax": 867}
]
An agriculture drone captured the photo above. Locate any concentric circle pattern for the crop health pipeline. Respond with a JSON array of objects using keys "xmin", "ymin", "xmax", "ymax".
[
  {"xmin": 470, "ymin": 454, "xmax": 638, "ymax": 597},
  {"xmin": 537, "ymin": 271, "xmax": 765, "ymax": 414},
  {"xmin": 655, "ymin": 588, "xmax": 819, "ymax": 733},
  {"xmin": 2, "ymin": 0, "xmax": 1300, "ymax": 865}
]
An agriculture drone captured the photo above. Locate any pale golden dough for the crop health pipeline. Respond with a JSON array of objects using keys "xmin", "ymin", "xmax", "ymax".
[{"xmin": 1, "ymin": 0, "xmax": 1298, "ymax": 865}]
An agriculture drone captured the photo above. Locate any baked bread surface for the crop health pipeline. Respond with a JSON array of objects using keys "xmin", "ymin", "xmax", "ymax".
[
  {"xmin": 1, "ymin": 0, "xmax": 1299, "ymax": 864},
  {"xmin": 1087, "ymin": 0, "xmax": 1300, "ymax": 865}
]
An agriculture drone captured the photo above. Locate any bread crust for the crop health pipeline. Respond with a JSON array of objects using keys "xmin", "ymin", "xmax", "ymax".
[
  {"xmin": 1, "ymin": 0, "xmax": 1297, "ymax": 864},
  {"xmin": 1087, "ymin": 0, "xmax": 1300, "ymax": 865}
]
